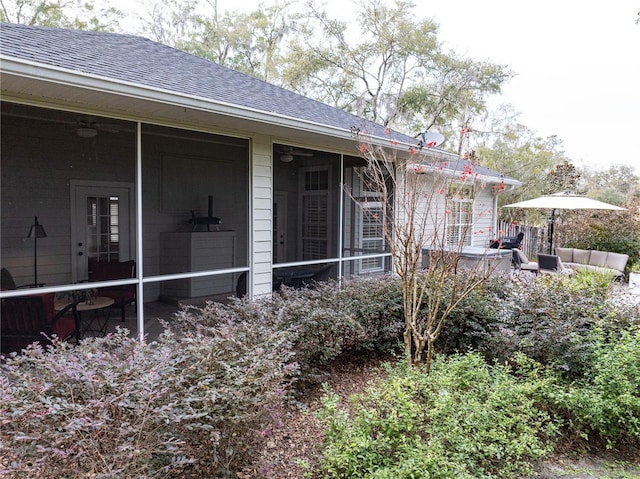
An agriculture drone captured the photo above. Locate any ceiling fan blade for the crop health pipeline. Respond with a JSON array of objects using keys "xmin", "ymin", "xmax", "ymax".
[{"xmin": 96, "ymin": 123, "xmax": 121, "ymax": 133}]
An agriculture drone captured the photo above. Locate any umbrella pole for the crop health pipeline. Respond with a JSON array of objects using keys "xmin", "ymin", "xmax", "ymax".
[{"xmin": 548, "ymin": 208, "xmax": 556, "ymax": 254}]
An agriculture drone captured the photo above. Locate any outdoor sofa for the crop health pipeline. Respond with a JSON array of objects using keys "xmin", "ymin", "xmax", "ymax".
[{"xmin": 555, "ymin": 247, "xmax": 629, "ymax": 278}]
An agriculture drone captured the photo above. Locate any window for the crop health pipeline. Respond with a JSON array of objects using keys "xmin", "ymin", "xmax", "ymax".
[
  {"xmin": 446, "ymin": 184, "xmax": 474, "ymax": 247},
  {"xmin": 300, "ymin": 168, "xmax": 331, "ymax": 260},
  {"xmin": 359, "ymin": 202, "xmax": 385, "ymax": 272},
  {"xmin": 86, "ymin": 195, "xmax": 120, "ymax": 263}
]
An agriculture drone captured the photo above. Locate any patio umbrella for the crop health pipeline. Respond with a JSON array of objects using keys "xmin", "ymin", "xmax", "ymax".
[{"xmin": 502, "ymin": 192, "xmax": 626, "ymax": 254}]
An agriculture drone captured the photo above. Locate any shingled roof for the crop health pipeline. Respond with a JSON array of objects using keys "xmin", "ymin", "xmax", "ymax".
[
  {"xmin": 0, "ymin": 22, "xmax": 516, "ymax": 184},
  {"xmin": 0, "ymin": 23, "xmax": 408, "ymax": 140}
]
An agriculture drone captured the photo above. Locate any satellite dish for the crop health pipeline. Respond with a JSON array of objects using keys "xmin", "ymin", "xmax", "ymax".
[{"xmin": 417, "ymin": 131, "xmax": 445, "ymax": 148}]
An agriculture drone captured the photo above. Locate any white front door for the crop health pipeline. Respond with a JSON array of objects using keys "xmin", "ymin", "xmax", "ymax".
[{"xmin": 71, "ymin": 180, "xmax": 134, "ymax": 282}]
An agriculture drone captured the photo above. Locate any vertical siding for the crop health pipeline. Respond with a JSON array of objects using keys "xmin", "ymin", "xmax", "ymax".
[{"xmin": 251, "ymin": 135, "xmax": 273, "ymax": 297}]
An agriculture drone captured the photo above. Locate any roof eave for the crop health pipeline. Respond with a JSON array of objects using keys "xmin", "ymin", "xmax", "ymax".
[{"xmin": 1, "ymin": 55, "xmax": 442, "ymax": 154}]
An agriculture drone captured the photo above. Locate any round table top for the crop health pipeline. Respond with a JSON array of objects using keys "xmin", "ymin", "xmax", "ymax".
[{"xmin": 55, "ymin": 296, "xmax": 115, "ymax": 312}]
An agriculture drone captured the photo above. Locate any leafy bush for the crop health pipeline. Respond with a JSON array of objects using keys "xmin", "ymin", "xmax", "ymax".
[
  {"xmin": 172, "ymin": 277, "xmax": 404, "ymax": 384},
  {"xmin": 332, "ymin": 275, "xmax": 404, "ymax": 355},
  {"xmin": 436, "ymin": 275, "xmax": 504, "ymax": 355},
  {"xmin": 315, "ymin": 354, "xmax": 557, "ymax": 479},
  {"xmin": 560, "ymin": 209, "xmax": 640, "ymax": 274},
  {"xmin": 440, "ymin": 273, "xmax": 638, "ymax": 377},
  {"xmin": 544, "ymin": 327, "xmax": 640, "ymax": 448},
  {"xmin": 0, "ymin": 323, "xmax": 296, "ymax": 478}
]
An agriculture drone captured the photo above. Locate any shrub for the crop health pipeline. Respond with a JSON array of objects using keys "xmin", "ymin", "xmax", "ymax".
[
  {"xmin": 466, "ymin": 273, "xmax": 639, "ymax": 377},
  {"xmin": 0, "ymin": 322, "xmax": 296, "ymax": 478},
  {"xmin": 545, "ymin": 327, "xmax": 640, "ymax": 448},
  {"xmin": 171, "ymin": 277, "xmax": 404, "ymax": 385},
  {"xmin": 315, "ymin": 354, "xmax": 557, "ymax": 479},
  {"xmin": 332, "ymin": 275, "xmax": 404, "ymax": 355},
  {"xmin": 436, "ymin": 275, "xmax": 505, "ymax": 356}
]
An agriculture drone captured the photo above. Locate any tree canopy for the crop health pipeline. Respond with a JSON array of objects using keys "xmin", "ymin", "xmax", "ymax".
[{"xmin": 0, "ymin": 0, "xmax": 123, "ymax": 30}]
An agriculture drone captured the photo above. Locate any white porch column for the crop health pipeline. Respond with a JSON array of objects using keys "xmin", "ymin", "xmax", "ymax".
[{"xmin": 251, "ymin": 134, "xmax": 274, "ymax": 297}]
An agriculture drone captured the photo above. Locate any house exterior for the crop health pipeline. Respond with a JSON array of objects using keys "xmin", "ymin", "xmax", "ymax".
[{"xmin": 0, "ymin": 22, "xmax": 520, "ymax": 339}]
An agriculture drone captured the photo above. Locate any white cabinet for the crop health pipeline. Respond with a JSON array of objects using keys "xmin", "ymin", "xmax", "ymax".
[{"xmin": 160, "ymin": 231, "xmax": 235, "ymax": 298}]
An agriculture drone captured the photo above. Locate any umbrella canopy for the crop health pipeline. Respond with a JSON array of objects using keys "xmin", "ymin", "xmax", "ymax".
[
  {"xmin": 503, "ymin": 193, "xmax": 626, "ymax": 211},
  {"xmin": 503, "ymin": 192, "xmax": 626, "ymax": 253}
]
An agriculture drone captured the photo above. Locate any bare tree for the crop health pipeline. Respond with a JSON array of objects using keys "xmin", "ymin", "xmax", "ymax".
[{"xmin": 352, "ymin": 129, "xmax": 501, "ymax": 371}]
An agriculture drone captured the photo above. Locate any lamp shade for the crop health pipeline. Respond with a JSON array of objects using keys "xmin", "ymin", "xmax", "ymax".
[{"xmin": 27, "ymin": 216, "xmax": 47, "ymax": 238}]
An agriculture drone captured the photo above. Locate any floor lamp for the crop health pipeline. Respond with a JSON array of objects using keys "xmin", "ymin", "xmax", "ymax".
[{"xmin": 27, "ymin": 216, "xmax": 47, "ymax": 286}]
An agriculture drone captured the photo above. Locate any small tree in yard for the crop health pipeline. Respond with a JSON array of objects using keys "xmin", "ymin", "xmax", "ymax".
[{"xmin": 353, "ymin": 128, "xmax": 502, "ymax": 371}]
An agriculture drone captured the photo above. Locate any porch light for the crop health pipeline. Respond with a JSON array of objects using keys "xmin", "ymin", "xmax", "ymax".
[
  {"xmin": 280, "ymin": 153, "xmax": 294, "ymax": 163},
  {"xmin": 27, "ymin": 216, "xmax": 47, "ymax": 285}
]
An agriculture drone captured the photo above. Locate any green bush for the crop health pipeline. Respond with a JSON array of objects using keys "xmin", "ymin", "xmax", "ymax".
[
  {"xmin": 0, "ymin": 323, "xmax": 296, "ymax": 478},
  {"xmin": 332, "ymin": 275, "xmax": 404, "ymax": 355},
  {"xmin": 315, "ymin": 354, "xmax": 557, "ymax": 479},
  {"xmin": 436, "ymin": 275, "xmax": 504, "ymax": 356},
  {"xmin": 457, "ymin": 273, "xmax": 639, "ymax": 377},
  {"xmin": 545, "ymin": 327, "xmax": 640, "ymax": 448}
]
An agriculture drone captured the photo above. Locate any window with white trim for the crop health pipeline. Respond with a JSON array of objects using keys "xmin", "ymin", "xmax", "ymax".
[
  {"xmin": 446, "ymin": 184, "xmax": 474, "ymax": 247},
  {"xmin": 300, "ymin": 167, "xmax": 331, "ymax": 260},
  {"xmin": 359, "ymin": 201, "xmax": 385, "ymax": 272}
]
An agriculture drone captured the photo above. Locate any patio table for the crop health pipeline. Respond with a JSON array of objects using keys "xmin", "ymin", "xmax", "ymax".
[{"xmin": 55, "ymin": 296, "xmax": 115, "ymax": 339}]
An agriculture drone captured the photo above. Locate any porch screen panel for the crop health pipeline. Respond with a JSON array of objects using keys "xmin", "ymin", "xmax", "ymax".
[{"xmin": 341, "ymin": 157, "xmax": 392, "ymax": 278}]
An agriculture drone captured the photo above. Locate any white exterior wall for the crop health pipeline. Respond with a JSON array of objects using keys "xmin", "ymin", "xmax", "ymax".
[
  {"xmin": 471, "ymin": 188, "xmax": 496, "ymax": 247},
  {"xmin": 401, "ymin": 173, "xmax": 498, "ymax": 252},
  {"xmin": 251, "ymin": 135, "xmax": 274, "ymax": 297}
]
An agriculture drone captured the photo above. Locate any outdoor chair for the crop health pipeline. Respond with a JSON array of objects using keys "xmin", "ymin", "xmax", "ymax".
[
  {"xmin": 91, "ymin": 260, "xmax": 136, "ymax": 322},
  {"xmin": 1, "ymin": 267, "xmax": 42, "ymax": 290},
  {"xmin": 537, "ymin": 253, "xmax": 573, "ymax": 275},
  {"xmin": 298, "ymin": 264, "xmax": 335, "ymax": 288},
  {"xmin": 491, "ymin": 232, "xmax": 525, "ymax": 250},
  {"xmin": 236, "ymin": 271, "xmax": 247, "ymax": 298},
  {"xmin": 1, "ymin": 294, "xmax": 78, "ymax": 354},
  {"xmin": 512, "ymin": 248, "xmax": 538, "ymax": 274}
]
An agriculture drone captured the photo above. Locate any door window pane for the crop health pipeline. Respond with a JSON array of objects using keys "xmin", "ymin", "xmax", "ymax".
[{"xmin": 87, "ymin": 195, "xmax": 120, "ymax": 263}]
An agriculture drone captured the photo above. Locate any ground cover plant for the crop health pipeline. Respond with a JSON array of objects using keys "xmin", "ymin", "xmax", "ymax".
[
  {"xmin": 315, "ymin": 354, "xmax": 558, "ymax": 479},
  {"xmin": 1, "ymin": 272, "xmax": 639, "ymax": 477}
]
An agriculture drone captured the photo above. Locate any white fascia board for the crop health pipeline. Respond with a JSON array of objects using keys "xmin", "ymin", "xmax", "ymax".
[{"xmin": 406, "ymin": 163, "xmax": 522, "ymax": 186}]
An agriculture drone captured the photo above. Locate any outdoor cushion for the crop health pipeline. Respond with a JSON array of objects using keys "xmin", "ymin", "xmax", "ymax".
[
  {"xmin": 605, "ymin": 252, "xmax": 629, "ymax": 273},
  {"xmin": 556, "ymin": 248, "xmax": 573, "ymax": 264},
  {"xmin": 573, "ymin": 249, "xmax": 591, "ymax": 265},
  {"xmin": 588, "ymin": 250, "xmax": 608, "ymax": 267}
]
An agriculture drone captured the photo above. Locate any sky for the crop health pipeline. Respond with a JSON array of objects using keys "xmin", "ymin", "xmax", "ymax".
[{"xmin": 118, "ymin": 0, "xmax": 640, "ymax": 173}]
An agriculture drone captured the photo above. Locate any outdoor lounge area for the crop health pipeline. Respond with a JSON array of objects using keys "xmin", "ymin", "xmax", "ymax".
[{"xmin": 555, "ymin": 247, "xmax": 629, "ymax": 278}]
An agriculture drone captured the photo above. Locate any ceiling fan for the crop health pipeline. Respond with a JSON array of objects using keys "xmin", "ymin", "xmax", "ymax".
[
  {"xmin": 279, "ymin": 146, "xmax": 314, "ymax": 163},
  {"xmin": 75, "ymin": 118, "xmax": 123, "ymax": 138}
]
